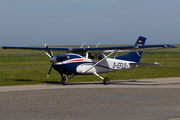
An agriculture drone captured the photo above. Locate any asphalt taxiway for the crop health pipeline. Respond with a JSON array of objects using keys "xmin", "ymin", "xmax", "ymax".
[
  {"xmin": 0, "ymin": 77, "xmax": 180, "ymax": 92},
  {"xmin": 0, "ymin": 77, "xmax": 180, "ymax": 120}
]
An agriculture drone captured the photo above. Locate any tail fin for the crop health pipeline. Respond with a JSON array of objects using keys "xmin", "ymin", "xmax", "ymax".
[{"xmin": 116, "ymin": 36, "xmax": 147, "ymax": 62}]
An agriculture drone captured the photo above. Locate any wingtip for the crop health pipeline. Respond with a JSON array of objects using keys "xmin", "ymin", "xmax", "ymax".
[
  {"xmin": 164, "ymin": 44, "xmax": 178, "ymax": 48},
  {"xmin": 172, "ymin": 45, "xmax": 178, "ymax": 48},
  {"xmin": 2, "ymin": 46, "xmax": 6, "ymax": 49}
]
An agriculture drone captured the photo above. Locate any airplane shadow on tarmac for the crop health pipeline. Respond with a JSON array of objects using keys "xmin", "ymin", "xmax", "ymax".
[
  {"xmin": 13, "ymin": 79, "xmax": 61, "ymax": 85},
  {"xmin": 12, "ymin": 79, "xmax": 154, "ymax": 86},
  {"xmin": 68, "ymin": 80, "xmax": 154, "ymax": 86}
]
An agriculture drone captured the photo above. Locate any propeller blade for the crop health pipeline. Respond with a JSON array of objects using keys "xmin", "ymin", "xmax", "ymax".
[
  {"xmin": 43, "ymin": 50, "xmax": 51, "ymax": 58},
  {"xmin": 45, "ymin": 44, "xmax": 53, "ymax": 57},
  {"xmin": 47, "ymin": 64, "xmax": 53, "ymax": 78}
]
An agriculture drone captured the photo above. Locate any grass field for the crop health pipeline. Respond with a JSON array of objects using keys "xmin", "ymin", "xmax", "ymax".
[{"xmin": 0, "ymin": 44, "xmax": 180, "ymax": 86}]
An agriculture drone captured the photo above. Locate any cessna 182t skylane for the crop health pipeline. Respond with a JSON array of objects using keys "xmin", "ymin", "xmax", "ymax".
[{"xmin": 2, "ymin": 36, "xmax": 177, "ymax": 85}]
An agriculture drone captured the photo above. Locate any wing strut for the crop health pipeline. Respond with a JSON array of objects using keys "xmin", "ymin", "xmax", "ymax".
[{"xmin": 82, "ymin": 49, "xmax": 117, "ymax": 73}]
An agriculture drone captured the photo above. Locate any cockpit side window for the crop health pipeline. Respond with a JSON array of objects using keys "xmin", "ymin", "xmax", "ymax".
[
  {"xmin": 88, "ymin": 53, "xmax": 104, "ymax": 60},
  {"xmin": 88, "ymin": 53, "xmax": 95, "ymax": 59},
  {"xmin": 98, "ymin": 54, "xmax": 104, "ymax": 60}
]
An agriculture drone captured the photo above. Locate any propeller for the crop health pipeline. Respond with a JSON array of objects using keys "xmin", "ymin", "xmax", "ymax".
[
  {"xmin": 44, "ymin": 44, "xmax": 57, "ymax": 78},
  {"xmin": 45, "ymin": 44, "xmax": 53, "ymax": 57},
  {"xmin": 47, "ymin": 65, "xmax": 53, "ymax": 78}
]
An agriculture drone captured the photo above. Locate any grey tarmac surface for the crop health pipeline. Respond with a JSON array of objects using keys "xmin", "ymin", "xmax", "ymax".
[{"xmin": 0, "ymin": 77, "xmax": 180, "ymax": 120}]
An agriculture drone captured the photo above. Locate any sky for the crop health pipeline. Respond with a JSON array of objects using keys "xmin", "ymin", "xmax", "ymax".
[{"xmin": 0, "ymin": 0, "xmax": 180, "ymax": 46}]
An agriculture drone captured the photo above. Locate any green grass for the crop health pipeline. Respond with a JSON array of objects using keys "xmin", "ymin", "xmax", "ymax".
[{"xmin": 0, "ymin": 44, "xmax": 180, "ymax": 86}]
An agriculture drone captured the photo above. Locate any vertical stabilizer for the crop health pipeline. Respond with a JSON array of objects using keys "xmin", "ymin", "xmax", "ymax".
[
  {"xmin": 116, "ymin": 36, "xmax": 147, "ymax": 62},
  {"xmin": 134, "ymin": 36, "xmax": 146, "ymax": 46}
]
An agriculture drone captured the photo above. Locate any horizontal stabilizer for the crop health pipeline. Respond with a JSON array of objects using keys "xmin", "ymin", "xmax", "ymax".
[{"xmin": 130, "ymin": 62, "xmax": 161, "ymax": 68}]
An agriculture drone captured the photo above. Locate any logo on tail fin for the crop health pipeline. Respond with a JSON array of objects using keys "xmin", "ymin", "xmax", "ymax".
[{"xmin": 136, "ymin": 52, "xmax": 141, "ymax": 57}]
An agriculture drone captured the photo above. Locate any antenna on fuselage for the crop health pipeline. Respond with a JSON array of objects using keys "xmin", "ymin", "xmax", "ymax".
[
  {"xmin": 96, "ymin": 42, "xmax": 100, "ymax": 47},
  {"xmin": 81, "ymin": 42, "xmax": 85, "ymax": 48}
]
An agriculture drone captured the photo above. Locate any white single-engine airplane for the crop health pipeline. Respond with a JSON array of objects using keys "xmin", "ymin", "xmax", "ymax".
[{"xmin": 2, "ymin": 36, "xmax": 177, "ymax": 85}]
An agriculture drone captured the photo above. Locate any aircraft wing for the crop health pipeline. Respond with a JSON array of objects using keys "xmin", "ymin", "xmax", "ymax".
[
  {"xmin": 2, "ymin": 46, "xmax": 70, "ymax": 51},
  {"xmin": 2, "ymin": 44, "xmax": 177, "ymax": 53},
  {"xmin": 85, "ymin": 44, "xmax": 177, "ymax": 53}
]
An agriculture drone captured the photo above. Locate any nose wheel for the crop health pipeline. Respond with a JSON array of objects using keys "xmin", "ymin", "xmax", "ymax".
[
  {"xmin": 61, "ymin": 74, "xmax": 75, "ymax": 85},
  {"xmin": 62, "ymin": 76, "xmax": 68, "ymax": 85}
]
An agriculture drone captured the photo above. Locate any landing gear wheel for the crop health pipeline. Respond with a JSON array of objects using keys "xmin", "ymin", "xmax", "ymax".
[
  {"xmin": 103, "ymin": 77, "xmax": 110, "ymax": 85},
  {"xmin": 61, "ymin": 77, "xmax": 65, "ymax": 83},
  {"xmin": 62, "ymin": 77, "xmax": 68, "ymax": 85}
]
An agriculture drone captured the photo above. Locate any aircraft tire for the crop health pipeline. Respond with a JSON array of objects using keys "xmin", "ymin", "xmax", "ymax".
[
  {"xmin": 103, "ymin": 77, "xmax": 110, "ymax": 85},
  {"xmin": 61, "ymin": 77, "xmax": 64, "ymax": 83},
  {"xmin": 62, "ymin": 77, "xmax": 68, "ymax": 85}
]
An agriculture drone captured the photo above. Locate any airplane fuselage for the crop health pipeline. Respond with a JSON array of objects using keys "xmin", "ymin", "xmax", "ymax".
[{"xmin": 52, "ymin": 53, "xmax": 134, "ymax": 75}]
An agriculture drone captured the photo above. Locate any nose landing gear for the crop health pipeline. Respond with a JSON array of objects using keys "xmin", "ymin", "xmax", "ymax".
[
  {"xmin": 61, "ymin": 74, "xmax": 75, "ymax": 85},
  {"xmin": 62, "ymin": 76, "xmax": 68, "ymax": 85}
]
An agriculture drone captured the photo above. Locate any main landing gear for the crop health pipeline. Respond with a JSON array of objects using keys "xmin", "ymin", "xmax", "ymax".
[
  {"xmin": 103, "ymin": 77, "xmax": 110, "ymax": 85},
  {"xmin": 93, "ymin": 72, "xmax": 110, "ymax": 85},
  {"xmin": 61, "ymin": 73, "xmax": 110, "ymax": 85}
]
